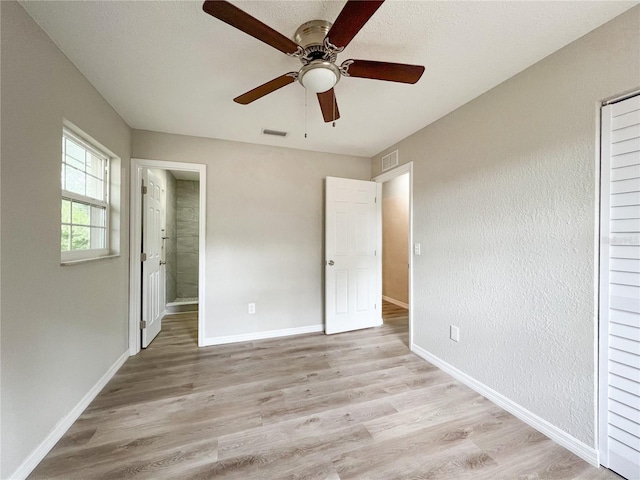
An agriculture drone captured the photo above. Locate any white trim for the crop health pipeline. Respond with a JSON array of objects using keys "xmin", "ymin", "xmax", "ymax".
[
  {"xmin": 9, "ymin": 350, "xmax": 129, "ymax": 480},
  {"xmin": 382, "ymin": 295, "xmax": 409, "ymax": 309},
  {"xmin": 373, "ymin": 162, "xmax": 414, "ymax": 347},
  {"xmin": 61, "ymin": 253, "xmax": 120, "ymax": 266},
  {"xmin": 376, "ymin": 181, "xmax": 383, "ymax": 326},
  {"xmin": 411, "ymin": 344, "xmax": 600, "ymax": 467},
  {"xmin": 129, "ymin": 158, "xmax": 207, "ymax": 355},
  {"xmin": 202, "ymin": 325, "xmax": 323, "ymax": 346},
  {"xmin": 597, "ymin": 102, "xmax": 612, "ymax": 468}
]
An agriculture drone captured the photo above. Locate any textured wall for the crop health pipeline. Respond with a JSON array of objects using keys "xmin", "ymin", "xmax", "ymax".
[
  {"xmin": 165, "ymin": 172, "xmax": 178, "ymax": 304},
  {"xmin": 371, "ymin": 6, "xmax": 640, "ymax": 447},
  {"xmin": 382, "ymin": 174, "xmax": 409, "ymax": 304},
  {"xmin": 176, "ymin": 180, "xmax": 199, "ymax": 299},
  {"xmin": 132, "ymin": 130, "xmax": 371, "ymax": 339},
  {"xmin": 1, "ymin": 2, "xmax": 131, "ymax": 477}
]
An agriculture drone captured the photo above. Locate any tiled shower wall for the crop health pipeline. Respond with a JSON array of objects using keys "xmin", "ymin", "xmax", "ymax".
[
  {"xmin": 176, "ymin": 180, "xmax": 199, "ymax": 298},
  {"xmin": 165, "ymin": 172, "xmax": 177, "ymax": 303}
]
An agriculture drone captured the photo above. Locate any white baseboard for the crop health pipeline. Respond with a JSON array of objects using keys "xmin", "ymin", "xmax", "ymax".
[
  {"xmin": 10, "ymin": 350, "xmax": 130, "ymax": 480},
  {"xmin": 382, "ymin": 295, "xmax": 409, "ymax": 309},
  {"xmin": 410, "ymin": 343, "xmax": 599, "ymax": 467},
  {"xmin": 201, "ymin": 324, "xmax": 324, "ymax": 346}
]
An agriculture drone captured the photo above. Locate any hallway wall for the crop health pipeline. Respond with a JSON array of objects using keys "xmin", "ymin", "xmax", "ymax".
[{"xmin": 382, "ymin": 174, "xmax": 409, "ymax": 305}]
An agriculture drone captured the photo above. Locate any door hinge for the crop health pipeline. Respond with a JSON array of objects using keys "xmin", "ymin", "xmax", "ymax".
[
  {"xmin": 141, "ymin": 184, "xmax": 147, "ymax": 195},
  {"xmin": 141, "ymin": 252, "xmax": 147, "ymax": 262},
  {"xmin": 375, "ymin": 196, "xmax": 377, "ymax": 204},
  {"xmin": 140, "ymin": 320, "xmax": 147, "ymax": 329}
]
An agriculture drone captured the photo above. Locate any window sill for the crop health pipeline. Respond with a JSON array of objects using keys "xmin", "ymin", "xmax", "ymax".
[{"xmin": 61, "ymin": 254, "xmax": 120, "ymax": 266}]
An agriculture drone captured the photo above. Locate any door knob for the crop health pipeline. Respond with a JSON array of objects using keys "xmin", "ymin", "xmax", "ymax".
[{"xmin": 328, "ymin": 260, "xmax": 335, "ymax": 266}]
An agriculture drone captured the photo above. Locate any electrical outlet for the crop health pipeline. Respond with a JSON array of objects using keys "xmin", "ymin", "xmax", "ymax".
[
  {"xmin": 450, "ymin": 325, "xmax": 460, "ymax": 342},
  {"xmin": 248, "ymin": 303, "xmax": 256, "ymax": 314},
  {"xmin": 414, "ymin": 243, "xmax": 421, "ymax": 255}
]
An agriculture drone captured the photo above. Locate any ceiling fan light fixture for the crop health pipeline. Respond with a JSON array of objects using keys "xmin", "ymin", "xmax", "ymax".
[{"xmin": 299, "ymin": 61, "xmax": 340, "ymax": 94}]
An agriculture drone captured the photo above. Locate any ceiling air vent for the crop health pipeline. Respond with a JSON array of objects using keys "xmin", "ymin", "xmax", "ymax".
[
  {"xmin": 262, "ymin": 129, "xmax": 288, "ymax": 137},
  {"xmin": 382, "ymin": 150, "xmax": 399, "ymax": 171}
]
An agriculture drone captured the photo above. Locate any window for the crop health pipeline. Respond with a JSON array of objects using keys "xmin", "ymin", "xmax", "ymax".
[{"xmin": 61, "ymin": 128, "xmax": 110, "ymax": 261}]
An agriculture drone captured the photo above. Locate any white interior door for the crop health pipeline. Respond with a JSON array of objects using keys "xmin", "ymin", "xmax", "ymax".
[
  {"xmin": 325, "ymin": 176, "xmax": 380, "ymax": 334},
  {"xmin": 599, "ymin": 94, "xmax": 640, "ymax": 480},
  {"xmin": 141, "ymin": 168, "xmax": 165, "ymax": 348}
]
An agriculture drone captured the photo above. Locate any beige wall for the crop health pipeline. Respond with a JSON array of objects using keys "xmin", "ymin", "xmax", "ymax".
[
  {"xmin": 372, "ymin": 6, "xmax": 640, "ymax": 447},
  {"xmin": 132, "ymin": 130, "xmax": 371, "ymax": 340},
  {"xmin": 382, "ymin": 174, "xmax": 409, "ymax": 305},
  {"xmin": 1, "ymin": 2, "xmax": 132, "ymax": 477}
]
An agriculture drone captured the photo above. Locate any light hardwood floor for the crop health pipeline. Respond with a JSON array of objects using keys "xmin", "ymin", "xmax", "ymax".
[{"xmin": 30, "ymin": 303, "xmax": 622, "ymax": 479}]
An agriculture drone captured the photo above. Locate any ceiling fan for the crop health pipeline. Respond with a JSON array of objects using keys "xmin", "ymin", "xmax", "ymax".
[{"xmin": 202, "ymin": 0, "xmax": 425, "ymax": 123}]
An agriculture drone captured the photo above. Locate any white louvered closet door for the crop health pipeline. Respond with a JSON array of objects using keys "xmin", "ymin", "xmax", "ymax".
[{"xmin": 599, "ymin": 94, "xmax": 640, "ymax": 480}]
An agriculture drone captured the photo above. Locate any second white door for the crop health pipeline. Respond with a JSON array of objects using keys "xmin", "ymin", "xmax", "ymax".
[
  {"xmin": 325, "ymin": 176, "xmax": 380, "ymax": 334},
  {"xmin": 142, "ymin": 168, "xmax": 165, "ymax": 348}
]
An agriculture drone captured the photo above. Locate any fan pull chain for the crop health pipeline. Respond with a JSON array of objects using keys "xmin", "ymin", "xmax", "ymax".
[{"xmin": 304, "ymin": 88, "xmax": 308, "ymax": 139}]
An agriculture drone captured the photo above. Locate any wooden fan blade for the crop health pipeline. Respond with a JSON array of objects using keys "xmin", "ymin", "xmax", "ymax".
[
  {"xmin": 234, "ymin": 73, "xmax": 297, "ymax": 105},
  {"xmin": 203, "ymin": 1, "xmax": 301, "ymax": 55},
  {"xmin": 317, "ymin": 89, "xmax": 340, "ymax": 123},
  {"xmin": 326, "ymin": 0, "xmax": 384, "ymax": 50},
  {"xmin": 344, "ymin": 59, "xmax": 425, "ymax": 84}
]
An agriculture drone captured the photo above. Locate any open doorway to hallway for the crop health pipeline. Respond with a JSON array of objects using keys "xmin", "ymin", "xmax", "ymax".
[
  {"xmin": 374, "ymin": 161, "xmax": 413, "ymax": 348},
  {"xmin": 380, "ymin": 172, "xmax": 410, "ymax": 335}
]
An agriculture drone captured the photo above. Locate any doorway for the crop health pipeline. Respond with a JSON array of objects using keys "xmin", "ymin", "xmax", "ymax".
[
  {"xmin": 129, "ymin": 158, "xmax": 207, "ymax": 355},
  {"xmin": 374, "ymin": 162, "xmax": 413, "ymax": 347},
  {"xmin": 164, "ymin": 170, "xmax": 201, "ymax": 314}
]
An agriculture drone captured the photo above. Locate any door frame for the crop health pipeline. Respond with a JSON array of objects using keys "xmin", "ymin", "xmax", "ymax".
[
  {"xmin": 373, "ymin": 162, "xmax": 414, "ymax": 348},
  {"xmin": 129, "ymin": 158, "xmax": 207, "ymax": 355}
]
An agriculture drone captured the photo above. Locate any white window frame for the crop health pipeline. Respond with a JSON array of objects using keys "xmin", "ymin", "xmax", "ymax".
[{"xmin": 61, "ymin": 128, "xmax": 111, "ymax": 262}]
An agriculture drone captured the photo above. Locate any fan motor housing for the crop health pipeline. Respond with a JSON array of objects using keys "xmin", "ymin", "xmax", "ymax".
[{"xmin": 294, "ymin": 20, "xmax": 332, "ymax": 48}]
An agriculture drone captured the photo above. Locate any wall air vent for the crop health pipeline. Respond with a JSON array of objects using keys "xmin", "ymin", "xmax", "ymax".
[
  {"xmin": 382, "ymin": 150, "xmax": 399, "ymax": 171},
  {"xmin": 262, "ymin": 129, "xmax": 288, "ymax": 137}
]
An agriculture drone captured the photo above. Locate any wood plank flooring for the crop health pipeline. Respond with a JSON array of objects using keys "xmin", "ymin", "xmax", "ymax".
[{"xmin": 30, "ymin": 302, "xmax": 622, "ymax": 479}]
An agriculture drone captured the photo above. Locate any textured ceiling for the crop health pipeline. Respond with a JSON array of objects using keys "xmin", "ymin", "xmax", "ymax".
[{"xmin": 20, "ymin": 0, "xmax": 638, "ymax": 157}]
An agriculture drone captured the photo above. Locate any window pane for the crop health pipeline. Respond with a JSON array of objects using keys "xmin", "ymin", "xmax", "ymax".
[
  {"xmin": 71, "ymin": 202, "xmax": 90, "ymax": 226},
  {"xmin": 65, "ymin": 139, "xmax": 85, "ymax": 166},
  {"xmin": 61, "ymin": 199, "xmax": 71, "ymax": 223},
  {"xmin": 71, "ymin": 226, "xmax": 90, "ymax": 250},
  {"xmin": 61, "ymin": 131, "xmax": 111, "ymax": 257},
  {"xmin": 61, "ymin": 225, "xmax": 71, "ymax": 251},
  {"xmin": 90, "ymin": 206, "xmax": 106, "ymax": 227},
  {"xmin": 86, "ymin": 154, "xmax": 104, "ymax": 180},
  {"xmin": 65, "ymin": 153, "xmax": 84, "ymax": 170},
  {"xmin": 65, "ymin": 165, "xmax": 85, "ymax": 196},
  {"xmin": 90, "ymin": 227, "xmax": 106, "ymax": 249},
  {"xmin": 86, "ymin": 175, "xmax": 103, "ymax": 201}
]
